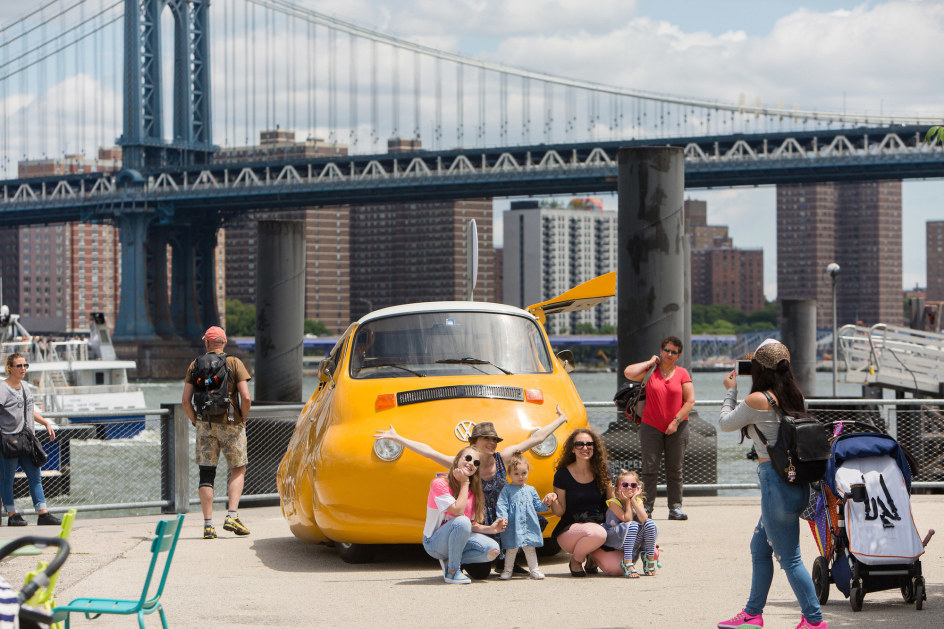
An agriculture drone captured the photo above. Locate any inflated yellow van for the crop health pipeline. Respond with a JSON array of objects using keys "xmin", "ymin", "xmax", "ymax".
[{"xmin": 277, "ymin": 273, "xmax": 614, "ymax": 563}]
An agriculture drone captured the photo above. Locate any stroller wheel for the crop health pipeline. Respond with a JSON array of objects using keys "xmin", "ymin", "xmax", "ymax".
[
  {"xmin": 850, "ymin": 579, "xmax": 865, "ymax": 612},
  {"xmin": 900, "ymin": 577, "xmax": 915, "ymax": 603},
  {"xmin": 914, "ymin": 580, "xmax": 925, "ymax": 611},
  {"xmin": 812, "ymin": 556, "xmax": 830, "ymax": 605}
]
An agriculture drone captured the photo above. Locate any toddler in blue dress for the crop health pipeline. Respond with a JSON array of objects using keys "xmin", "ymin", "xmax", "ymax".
[{"xmin": 495, "ymin": 452, "xmax": 556, "ymax": 579}]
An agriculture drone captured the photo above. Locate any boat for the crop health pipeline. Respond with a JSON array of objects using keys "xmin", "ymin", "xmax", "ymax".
[{"xmin": 0, "ymin": 307, "xmax": 146, "ymax": 433}]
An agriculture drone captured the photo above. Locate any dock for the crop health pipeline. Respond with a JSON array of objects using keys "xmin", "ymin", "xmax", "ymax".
[{"xmin": 1, "ymin": 497, "xmax": 941, "ymax": 628}]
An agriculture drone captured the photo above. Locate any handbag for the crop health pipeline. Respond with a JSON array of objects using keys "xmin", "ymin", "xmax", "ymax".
[
  {"xmin": 613, "ymin": 363, "xmax": 657, "ymax": 424},
  {"xmin": 757, "ymin": 392, "xmax": 831, "ymax": 485},
  {"xmin": 0, "ymin": 430, "xmax": 33, "ymax": 460},
  {"xmin": 28, "ymin": 430, "xmax": 47, "ymax": 467}
]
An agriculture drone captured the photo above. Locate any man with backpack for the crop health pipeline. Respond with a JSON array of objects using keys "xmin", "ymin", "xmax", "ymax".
[{"xmin": 182, "ymin": 326, "xmax": 253, "ymax": 539}]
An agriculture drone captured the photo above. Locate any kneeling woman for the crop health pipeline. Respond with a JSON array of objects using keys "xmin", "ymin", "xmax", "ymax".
[{"xmin": 422, "ymin": 447, "xmax": 504, "ymax": 584}]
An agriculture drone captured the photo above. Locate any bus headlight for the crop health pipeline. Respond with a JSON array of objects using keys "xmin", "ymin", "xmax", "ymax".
[
  {"xmin": 373, "ymin": 439, "xmax": 403, "ymax": 462},
  {"xmin": 529, "ymin": 429, "xmax": 557, "ymax": 457}
]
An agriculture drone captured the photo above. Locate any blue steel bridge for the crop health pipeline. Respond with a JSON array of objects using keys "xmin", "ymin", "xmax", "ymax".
[{"xmin": 0, "ymin": 0, "xmax": 942, "ymax": 340}]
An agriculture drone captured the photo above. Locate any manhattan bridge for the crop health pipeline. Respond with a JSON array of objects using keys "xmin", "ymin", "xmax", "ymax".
[{"xmin": 0, "ymin": 0, "xmax": 942, "ymax": 339}]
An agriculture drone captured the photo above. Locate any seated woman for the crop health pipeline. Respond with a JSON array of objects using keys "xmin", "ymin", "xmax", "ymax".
[
  {"xmin": 422, "ymin": 447, "xmax": 503, "ymax": 584},
  {"xmin": 546, "ymin": 427, "xmax": 614, "ymax": 576}
]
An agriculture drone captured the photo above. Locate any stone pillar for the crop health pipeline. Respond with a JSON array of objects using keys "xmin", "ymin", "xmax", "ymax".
[
  {"xmin": 255, "ymin": 220, "xmax": 306, "ymax": 403},
  {"xmin": 617, "ymin": 146, "xmax": 688, "ymax": 378},
  {"xmin": 148, "ymin": 227, "xmax": 174, "ymax": 338},
  {"xmin": 781, "ymin": 299, "xmax": 817, "ymax": 396},
  {"xmin": 114, "ymin": 211, "xmax": 158, "ymax": 340}
]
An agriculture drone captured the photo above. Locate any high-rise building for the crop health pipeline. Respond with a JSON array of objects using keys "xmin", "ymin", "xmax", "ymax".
[
  {"xmin": 349, "ymin": 198, "xmax": 495, "ymax": 319},
  {"xmin": 503, "ymin": 200, "xmax": 616, "ymax": 334},
  {"xmin": 777, "ymin": 181, "xmax": 902, "ymax": 328},
  {"xmin": 927, "ymin": 221, "xmax": 944, "ymax": 302},
  {"xmin": 221, "ymin": 133, "xmax": 495, "ymax": 331},
  {"xmin": 1, "ymin": 149, "xmax": 124, "ymax": 333},
  {"xmin": 686, "ymin": 199, "xmax": 765, "ymax": 314}
]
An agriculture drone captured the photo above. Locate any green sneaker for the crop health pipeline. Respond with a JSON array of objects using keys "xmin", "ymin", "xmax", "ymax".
[
  {"xmin": 203, "ymin": 524, "xmax": 217, "ymax": 539},
  {"xmin": 223, "ymin": 514, "xmax": 250, "ymax": 536}
]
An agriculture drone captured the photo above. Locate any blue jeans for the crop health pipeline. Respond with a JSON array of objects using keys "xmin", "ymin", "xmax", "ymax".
[
  {"xmin": 745, "ymin": 462, "xmax": 822, "ymax": 623},
  {"xmin": 422, "ymin": 516, "xmax": 499, "ymax": 573},
  {"xmin": 0, "ymin": 452, "xmax": 47, "ymax": 513}
]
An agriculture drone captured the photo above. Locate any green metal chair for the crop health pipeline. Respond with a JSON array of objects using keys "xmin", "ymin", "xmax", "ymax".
[{"xmin": 51, "ymin": 514, "xmax": 184, "ymax": 629}]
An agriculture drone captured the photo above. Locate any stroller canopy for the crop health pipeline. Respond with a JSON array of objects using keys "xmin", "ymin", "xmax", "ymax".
[{"xmin": 826, "ymin": 432, "xmax": 913, "ymax": 496}]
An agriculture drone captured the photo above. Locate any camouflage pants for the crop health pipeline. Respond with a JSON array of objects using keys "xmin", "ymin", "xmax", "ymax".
[{"xmin": 194, "ymin": 421, "xmax": 248, "ymax": 469}]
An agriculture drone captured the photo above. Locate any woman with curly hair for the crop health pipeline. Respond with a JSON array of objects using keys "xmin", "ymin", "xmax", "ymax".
[{"xmin": 546, "ymin": 427, "xmax": 614, "ymax": 577}]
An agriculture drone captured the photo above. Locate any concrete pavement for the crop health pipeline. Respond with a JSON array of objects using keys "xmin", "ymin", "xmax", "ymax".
[{"xmin": 1, "ymin": 495, "xmax": 941, "ymax": 628}]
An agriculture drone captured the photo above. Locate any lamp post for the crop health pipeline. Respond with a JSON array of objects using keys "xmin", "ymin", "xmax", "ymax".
[{"xmin": 826, "ymin": 263, "xmax": 841, "ymax": 397}]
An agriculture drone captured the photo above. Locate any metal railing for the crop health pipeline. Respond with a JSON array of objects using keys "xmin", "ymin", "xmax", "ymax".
[{"xmin": 13, "ymin": 398, "xmax": 943, "ymax": 517}]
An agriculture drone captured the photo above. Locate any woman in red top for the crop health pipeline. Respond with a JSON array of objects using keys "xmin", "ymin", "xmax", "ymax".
[{"xmin": 623, "ymin": 336, "xmax": 695, "ymax": 520}]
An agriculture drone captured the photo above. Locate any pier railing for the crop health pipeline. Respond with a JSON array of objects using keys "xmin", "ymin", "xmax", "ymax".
[{"xmin": 16, "ymin": 399, "xmax": 944, "ymax": 517}]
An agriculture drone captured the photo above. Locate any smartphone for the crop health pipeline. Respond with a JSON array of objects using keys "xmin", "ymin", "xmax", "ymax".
[{"xmin": 737, "ymin": 360, "xmax": 752, "ymax": 376}]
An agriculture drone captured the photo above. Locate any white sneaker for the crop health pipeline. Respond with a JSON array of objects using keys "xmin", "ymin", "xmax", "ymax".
[
  {"xmin": 499, "ymin": 569, "xmax": 513, "ymax": 580},
  {"xmin": 444, "ymin": 569, "xmax": 471, "ymax": 584},
  {"xmin": 529, "ymin": 569, "xmax": 545, "ymax": 580}
]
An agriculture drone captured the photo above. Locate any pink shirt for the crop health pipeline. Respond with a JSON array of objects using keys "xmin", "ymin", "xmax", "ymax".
[
  {"xmin": 641, "ymin": 366, "xmax": 692, "ymax": 433},
  {"xmin": 422, "ymin": 475, "xmax": 476, "ymax": 539}
]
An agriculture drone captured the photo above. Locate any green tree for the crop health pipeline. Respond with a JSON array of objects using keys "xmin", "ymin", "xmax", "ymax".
[
  {"xmin": 926, "ymin": 126, "xmax": 944, "ymax": 145},
  {"xmin": 225, "ymin": 299, "xmax": 255, "ymax": 336},
  {"xmin": 305, "ymin": 319, "xmax": 330, "ymax": 336},
  {"xmin": 598, "ymin": 324, "xmax": 616, "ymax": 334},
  {"xmin": 574, "ymin": 323, "xmax": 597, "ymax": 334}
]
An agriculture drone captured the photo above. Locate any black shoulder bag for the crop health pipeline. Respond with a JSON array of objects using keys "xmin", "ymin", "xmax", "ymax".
[
  {"xmin": 613, "ymin": 363, "xmax": 657, "ymax": 424},
  {"xmin": 0, "ymin": 388, "xmax": 36, "ymax": 461},
  {"xmin": 756, "ymin": 392, "xmax": 831, "ymax": 485}
]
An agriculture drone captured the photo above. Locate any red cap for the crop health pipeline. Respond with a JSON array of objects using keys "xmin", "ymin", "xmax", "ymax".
[{"xmin": 203, "ymin": 326, "xmax": 227, "ymax": 343}]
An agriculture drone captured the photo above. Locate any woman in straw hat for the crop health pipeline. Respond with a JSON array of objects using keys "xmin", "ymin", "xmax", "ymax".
[
  {"xmin": 716, "ymin": 339, "xmax": 827, "ymax": 629},
  {"xmin": 375, "ymin": 406, "xmax": 567, "ymax": 572}
]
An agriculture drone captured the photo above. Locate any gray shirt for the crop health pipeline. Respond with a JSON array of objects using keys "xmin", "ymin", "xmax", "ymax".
[
  {"xmin": 718, "ymin": 387, "xmax": 781, "ymax": 459},
  {"xmin": 0, "ymin": 380, "xmax": 34, "ymax": 435}
]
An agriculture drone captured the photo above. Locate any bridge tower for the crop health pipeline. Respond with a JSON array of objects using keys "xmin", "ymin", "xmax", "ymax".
[
  {"xmin": 113, "ymin": 0, "xmax": 220, "ymax": 343},
  {"xmin": 119, "ymin": 0, "xmax": 215, "ymax": 170}
]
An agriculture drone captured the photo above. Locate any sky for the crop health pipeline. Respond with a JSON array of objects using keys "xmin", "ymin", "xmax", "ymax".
[
  {"xmin": 300, "ymin": 0, "xmax": 943, "ymax": 300},
  {"xmin": 1, "ymin": 0, "xmax": 942, "ymax": 300}
]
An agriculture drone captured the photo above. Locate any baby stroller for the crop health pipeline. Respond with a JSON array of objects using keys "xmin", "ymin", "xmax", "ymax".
[
  {"xmin": 809, "ymin": 421, "xmax": 929, "ymax": 611},
  {"xmin": 0, "ymin": 536, "xmax": 71, "ymax": 629}
]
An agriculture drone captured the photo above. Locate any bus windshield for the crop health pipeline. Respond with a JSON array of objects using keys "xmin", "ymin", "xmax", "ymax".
[{"xmin": 350, "ymin": 311, "xmax": 553, "ymax": 379}]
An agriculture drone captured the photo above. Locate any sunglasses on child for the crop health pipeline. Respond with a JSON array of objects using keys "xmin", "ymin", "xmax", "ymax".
[
  {"xmin": 620, "ymin": 482, "xmax": 639, "ymax": 488},
  {"xmin": 463, "ymin": 454, "xmax": 481, "ymax": 467}
]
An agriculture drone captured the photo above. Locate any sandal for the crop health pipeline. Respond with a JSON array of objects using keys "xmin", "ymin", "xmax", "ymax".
[
  {"xmin": 620, "ymin": 560, "xmax": 640, "ymax": 578},
  {"xmin": 642, "ymin": 555, "xmax": 658, "ymax": 576},
  {"xmin": 569, "ymin": 558, "xmax": 586, "ymax": 577}
]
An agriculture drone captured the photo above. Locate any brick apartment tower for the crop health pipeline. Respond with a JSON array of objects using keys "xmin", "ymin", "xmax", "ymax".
[
  {"xmin": 777, "ymin": 181, "xmax": 902, "ymax": 328},
  {"xmin": 685, "ymin": 199, "xmax": 765, "ymax": 314},
  {"xmin": 927, "ymin": 221, "xmax": 944, "ymax": 302},
  {"xmin": 221, "ymin": 133, "xmax": 495, "ymax": 331},
  {"xmin": 0, "ymin": 150, "xmax": 124, "ymax": 333}
]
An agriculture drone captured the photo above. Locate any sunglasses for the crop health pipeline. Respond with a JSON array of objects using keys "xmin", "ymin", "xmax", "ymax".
[
  {"xmin": 13, "ymin": 363, "xmax": 29, "ymax": 369},
  {"xmin": 662, "ymin": 348, "xmax": 680, "ymax": 355},
  {"xmin": 574, "ymin": 441, "xmax": 594, "ymax": 449},
  {"xmin": 620, "ymin": 482, "xmax": 639, "ymax": 488},
  {"xmin": 463, "ymin": 454, "xmax": 481, "ymax": 467}
]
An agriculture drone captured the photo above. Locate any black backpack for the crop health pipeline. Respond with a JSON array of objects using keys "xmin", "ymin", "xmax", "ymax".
[
  {"xmin": 191, "ymin": 353, "xmax": 232, "ymax": 420},
  {"xmin": 757, "ymin": 391, "xmax": 831, "ymax": 485}
]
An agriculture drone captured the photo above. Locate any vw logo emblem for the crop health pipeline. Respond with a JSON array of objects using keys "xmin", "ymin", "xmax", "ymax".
[{"xmin": 455, "ymin": 420, "xmax": 476, "ymax": 441}]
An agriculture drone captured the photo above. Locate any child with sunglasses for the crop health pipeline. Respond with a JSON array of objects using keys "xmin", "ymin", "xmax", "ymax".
[
  {"xmin": 422, "ymin": 447, "xmax": 503, "ymax": 584},
  {"xmin": 495, "ymin": 452, "xmax": 556, "ymax": 579},
  {"xmin": 604, "ymin": 470, "xmax": 659, "ymax": 577}
]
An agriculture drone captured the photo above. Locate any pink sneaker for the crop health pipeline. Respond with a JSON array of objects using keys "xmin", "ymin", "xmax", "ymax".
[
  {"xmin": 718, "ymin": 609, "xmax": 763, "ymax": 628},
  {"xmin": 795, "ymin": 618, "xmax": 827, "ymax": 629}
]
